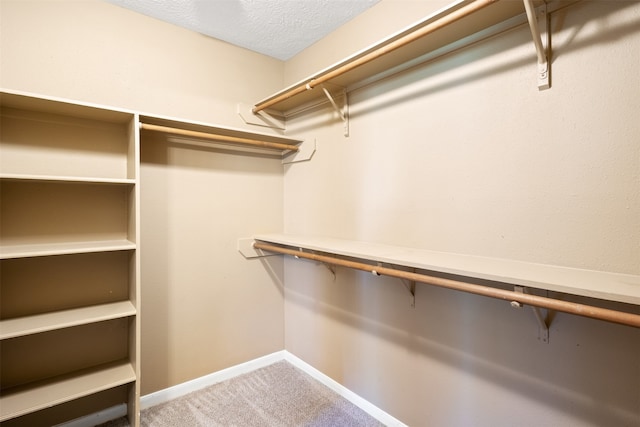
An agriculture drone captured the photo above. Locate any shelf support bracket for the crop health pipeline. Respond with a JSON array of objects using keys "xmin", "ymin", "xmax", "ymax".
[
  {"xmin": 321, "ymin": 85, "xmax": 349, "ymax": 137},
  {"xmin": 523, "ymin": 0, "xmax": 550, "ymax": 90},
  {"xmin": 322, "ymin": 262, "xmax": 337, "ymax": 280},
  {"xmin": 512, "ymin": 286, "xmax": 549, "ymax": 343},
  {"xmin": 239, "ymin": 238, "xmax": 280, "ymax": 258},
  {"xmin": 238, "ymin": 103, "xmax": 285, "ymax": 130},
  {"xmin": 402, "ymin": 278, "xmax": 416, "ymax": 308},
  {"xmin": 371, "ymin": 262, "xmax": 415, "ymax": 307}
]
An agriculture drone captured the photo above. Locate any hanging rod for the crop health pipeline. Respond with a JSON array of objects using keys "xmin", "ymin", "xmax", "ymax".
[
  {"xmin": 140, "ymin": 123, "xmax": 299, "ymax": 152},
  {"xmin": 253, "ymin": 241, "xmax": 640, "ymax": 329},
  {"xmin": 253, "ymin": 0, "xmax": 499, "ymax": 113}
]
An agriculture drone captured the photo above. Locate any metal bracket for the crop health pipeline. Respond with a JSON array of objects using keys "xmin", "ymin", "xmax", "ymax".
[
  {"xmin": 237, "ymin": 103, "xmax": 285, "ymax": 130},
  {"xmin": 513, "ymin": 286, "xmax": 549, "ymax": 343},
  {"xmin": 282, "ymin": 138, "xmax": 316, "ymax": 164},
  {"xmin": 322, "ymin": 262, "xmax": 337, "ymax": 280},
  {"xmin": 523, "ymin": 0, "xmax": 550, "ymax": 90},
  {"xmin": 371, "ymin": 262, "xmax": 415, "ymax": 308},
  {"xmin": 402, "ymin": 279, "xmax": 416, "ymax": 308},
  {"xmin": 238, "ymin": 238, "xmax": 279, "ymax": 258},
  {"xmin": 371, "ymin": 262, "xmax": 382, "ymax": 276},
  {"xmin": 320, "ymin": 84, "xmax": 349, "ymax": 137}
]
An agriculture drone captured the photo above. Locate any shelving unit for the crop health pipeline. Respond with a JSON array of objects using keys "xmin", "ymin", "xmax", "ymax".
[
  {"xmin": 0, "ymin": 91, "xmax": 141, "ymax": 426},
  {"xmin": 246, "ymin": 234, "xmax": 640, "ymax": 327},
  {"xmin": 252, "ymin": 0, "xmax": 578, "ymax": 117},
  {"xmin": 0, "ymin": 88, "xmax": 312, "ymax": 426}
]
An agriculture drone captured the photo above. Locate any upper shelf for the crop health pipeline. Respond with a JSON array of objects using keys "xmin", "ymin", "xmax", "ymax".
[
  {"xmin": 140, "ymin": 115, "xmax": 301, "ymax": 151},
  {"xmin": 0, "ymin": 90, "xmax": 133, "ymax": 124},
  {"xmin": 254, "ymin": 0, "xmax": 575, "ymax": 115},
  {"xmin": 252, "ymin": 234, "xmax": 640, "ymax": 306},
  {"xmin": 0, "ymin": 240, "xmax": 136, "ymax": 259},
  {"xmin": 0, "ymin": 173, "xmax": 135, "ymax": 185},
  {"xmin": 140, "ymin": 114, "xmax": 314, "ymax": 163}
]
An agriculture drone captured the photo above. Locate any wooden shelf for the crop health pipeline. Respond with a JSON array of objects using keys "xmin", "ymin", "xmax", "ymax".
[
  {"xmin": 0, "ymin": 90, "xmax": 133, "ymax": 124},
  {"xmin": 140, "ymin": 114, "xmax": 302, "ymax": 150},
  {"xmin": 0, "ymin": 301, "xmax": 136, "ymax": 340},
  {"xmin": 139, "ymin": 114, "xmax": 315, "ymax": 164},
  {"xmin": 254, "ymin": 0, "xmax": 576, "ymax": 115},
  {"xmin": 0, "ymin": 239, "xmax": 136, "ymax": 259},
  {"xmin": 0, "ymin": 361, "xmax": 136, "ymax": 422},
  {"xmin": 0, "ymin": 173, "xmax": 135, "ymax": 185},
  {"xmin": 254, "ymin": 234, "xmax": 640, "ymax": 306}
]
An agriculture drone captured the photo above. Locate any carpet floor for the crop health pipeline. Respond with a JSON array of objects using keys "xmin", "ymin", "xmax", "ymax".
[{"xmin": 99, "ymin": 361, "xmax": 385, "ymax": 426}]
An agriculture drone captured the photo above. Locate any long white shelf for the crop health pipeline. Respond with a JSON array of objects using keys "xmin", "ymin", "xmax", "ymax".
[
  {"xmin": 0, "ymin": 173, "xmax": 135, "ymax": 185},
  {"xmin": 0, "ymin": 239, "xmax": 136, "ymax": 259},
  {"xmin": 254, "ymin": 234, "xmax": 640, "ymax": 306},
  {"xmin": 0, "ymin": 301, "xmax": 137, "ymax": 340},
  {"xmin": 0, "ymin": 361, "xmax": 136, "ymax": 422}
]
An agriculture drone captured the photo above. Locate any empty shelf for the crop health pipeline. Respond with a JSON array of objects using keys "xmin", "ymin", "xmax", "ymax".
[
  {"xmin": 0, "ymin": 240, "xmax": 136, "ymax": 259},
  {"xmin": 0, "ymin": 301, "xmax": 137, "ymax": 340},
  {"xmin": 0, "ymin": 361, "xmax": 136, "ymax": 422},
  {"xmin": 0, "ymin": 173, "xmax": 135, "ymax": 185},
  {"xmin": 140, "ymin": 115, "xmax": 302, "ymax": 153},
  {"xmin": 254, "ymin": 234, "xmax": 640, "ymax": 306}
]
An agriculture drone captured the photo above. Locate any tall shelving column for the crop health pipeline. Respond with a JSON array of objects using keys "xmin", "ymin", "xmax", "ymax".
[{"xmin": 0, "ymin": 91, "xmax": 141, "ymax": 426}]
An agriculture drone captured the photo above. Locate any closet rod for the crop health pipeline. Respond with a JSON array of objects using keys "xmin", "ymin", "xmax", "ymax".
[
  {"xmin": 140, "ymin": 123, "xmax": 299, "ymax": 152},
  {"xmin": 253, "ymin": 0, "xmax": 499, "ymax": 113},
  {"xmin": 253, "ymin": 241, "xmax": 640, "ymax": 328}
]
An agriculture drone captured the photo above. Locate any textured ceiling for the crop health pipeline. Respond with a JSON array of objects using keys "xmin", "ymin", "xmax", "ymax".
[{"xmin": 105, "ymin": 0, "xmax": 380, "ymax": 60}]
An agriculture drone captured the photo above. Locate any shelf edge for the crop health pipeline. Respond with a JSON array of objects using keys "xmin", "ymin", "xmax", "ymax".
[
  {"xmin": 254, "ymin": 234, "xmax": 640, "ymax": 306},
  {"xmin": 0, "ymin": 362, "xmax": 136, "ymax": 422},
  {"xmin": 0, "ymin": 301, "xmax": 137, "ymax": 340},
  {"xmin": 0, "ymin": 173, "xmax": 135, "ymax": 185},
  {"xmin": 0, "ymin": 240, "xmax": 137, "ymax": 260}
]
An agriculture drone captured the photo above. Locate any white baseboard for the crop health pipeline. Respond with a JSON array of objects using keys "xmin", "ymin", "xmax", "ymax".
[
  {"xmin": 282, "ymin": 351, "xmax": 407, "ymax": 427},
  {"xmin": 59, "ymin": 350, "xmax": 406, "ymax": 427},
  {"xmin": 54, "ymin": 404, "xmax": 127, "ymax": 427}
]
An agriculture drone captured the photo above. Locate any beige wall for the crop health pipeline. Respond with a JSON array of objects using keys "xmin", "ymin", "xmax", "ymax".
[
  {"xmin": 2, "ymin": 0, "xmax": 639, "ymax": 425},
  {"xmin": 285, "ymin": 0, "xmax": 453, "ymax": 85},
  {"xmin": 283, "ymin": 1, "xmax": 640, "ymax": 426},
  {"xmin": 139, "ymin": 133, "xmax": 285, "ymax": 394},
  {"xmin": 1, "ymin": 0, "xmax": 286, "ymax": 395},
  {"xmin": 0, "ymin": 0, "xmax": 283, "ymax": 125}
]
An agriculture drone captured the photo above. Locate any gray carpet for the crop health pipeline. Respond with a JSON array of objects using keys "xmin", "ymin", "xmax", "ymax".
[{"xmin": 99, "ymin": 361, "xmax": 385, "ymax": 426}]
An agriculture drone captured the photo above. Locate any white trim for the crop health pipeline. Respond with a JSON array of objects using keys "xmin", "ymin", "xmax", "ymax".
[
  {"xmin": 282, "ymin": 351, "xmax": 408, "ymax": 427},
  {"xmin": 58, "ymin": 350, "xmax": 405, "ymax": 427},
  {"xmin": 54, "ymin": 404, "xmax": 126, "ymax": 427},
  {"xmin": 140, "ymin": 351, "xmax": 286, "ymax": 409}
]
